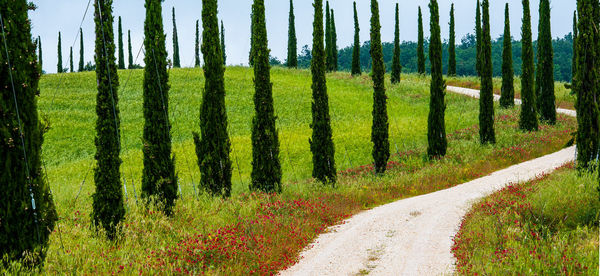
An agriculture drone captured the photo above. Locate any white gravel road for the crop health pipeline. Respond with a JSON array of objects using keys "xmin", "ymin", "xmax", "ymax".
[{"xmin": 280, "ymin": 86, "xmax": 576, "ymax": 276}]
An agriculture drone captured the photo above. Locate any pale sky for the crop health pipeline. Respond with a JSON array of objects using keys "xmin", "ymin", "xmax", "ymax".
[{"xmin": 28, "ymin": 0, "xmax": 576, "ymax": 73}]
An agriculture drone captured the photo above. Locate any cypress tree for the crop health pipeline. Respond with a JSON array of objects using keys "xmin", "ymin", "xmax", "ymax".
[
  {"xmin": 370, "ymin": 0, "xmax": 390, "ymax": 174},
  {"xmin": 220, "ymin": 20, "xmax": 226, "ymax": 66},
  {"xmin": 127, "ymin": 30, "xmax": 133, "ymax": 69},
  {"xmin": 391, "ymin": 3, "xmax": 401, "ymax": 84},
  {"xmin": 448, "ymin": 4, "xmax": 456, "ymax": 76},
  {"xmin": 172, "ymin": 7, "xmax": 181, "ymax": 68},
  {"xmin": 417, "ymin": 7, "xmax": 425, "ymax": 75},
  {"xmin": 57, "ymin": 31, "xmax": 62, "ymax": 73},
  {"xmin": 575, "ymin": 0, "xmax": 599, "ymax": 169},
  {"xmin": 479, "ymin": 0, "xmax": 495, "ymax": 145},
  {"xmin": 91, "ymin": 0, "xmax": 125, "ymax": 240},
  {"xmin": 535, "ymin": 0, "xmax": 556, "ymax": 124},
  {"xmin": 287, "ymin": 0, "xmax": 297, "ymax": 68},
  {"xmin": 475, "ymin": 0, "xmax": 482, "ymax": 77},
  {"xmin": 117, "ymin": 16, "xmax": 125, "ymax": 69},
  {"xmin": 195, "ymin": 20, "xmax": 200, "ymax": 67},
  {"xmin": 310, "ymin": 0, "xmax": 336, "ymax": 185},
  {"xmin": 325, "ymin": 1, "xmax": 332, "ymax": 72},
  {"xmin": 250, "ymin": 0, "xmax": 282, "ymax": 193},
  {"xmin": 194, "ymin": 0, "xmax": 233, "ymax": 197},
  {"xmin": 572, "ymin": 11, "xmax": 577, "ymax": 87},
  {"xmin": 427, "ymin": 0, "xmax": 447, "ymax": 158},
  {"xmin": 519, "ymin": 0, "xmax": 538, "ymax": 131},
  {"xmin": 0, "ymin": 0, "xmax": 57, "ymax": 266},
  {"xmin": 141, "ymin": 0, "xmax": 177, "ymax": 215},
  {"xmin": 500, "ymin": 4, "xmax": 515, "ymax": 108},
  {"xmin": 351, "ymin": 1, "xmax": 361, "ymax": 76},
  {"xmin": 79, "ymin": 28, "xmax": 84, "ymax": 72},
  {"xmin": 330, "ymin": 9, "xmax": 338, "ymax": 72},
  {"xmin": 38, "ymin": 36, "xmax": 42, "ymax": 72},
  {"xmin": 69, "ymin": 46, "xmax": 73, "ymax": 72}
]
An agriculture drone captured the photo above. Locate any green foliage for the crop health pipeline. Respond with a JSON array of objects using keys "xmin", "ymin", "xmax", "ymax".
[
  {"xmin": 194, "ymin": 0, "xmax": 232, "ymax": 197},
  {"xmin": 127, "ymin": 30, "xmax": 133, "ymax": 69},
  {"xmin": 571, "ymin": 11, "xmax": 577, "ymax": 89},
  {"xmin": 57, "ymin": 32, "xmax": 62, "ymax": 73},
  {"xmin": 325, "ymin": 2, "xmax": 332, "ymax": 72},
  {"xmin": 351, "ymin": 1, "xmax": 361, "ymax": 76},
  {"xmin": 475, "ymin": 0, "xmax": 482, "ymax": 77},
  {"xmin": 447, "ymin": 4, "xmax": 456, "ymax": 76},
  {"xmin": 310, "ymin": 0, "xmax": 336, "ymax": 185},
  {"xmin": 38, "ymin": 36, "xmax": 42, "ymax": 72},
  {"xmin": 249, "ymin": 0, "xmax": 282, "ymax": 193},
  {"xmin": 535, "ymin": 0, "xmax": 556, "ymax": 124},
  {"xmin": 500, "ymin": 4, "xmax": 515, "ymax": 108},
  {"xmin": 519, "ymin": 0, "xmax": 538, "ymax": 132},
  {"xmin": 172, "ymin": 7, "xmax": 180, "ymax": 68},
  {"xmin": 0, "ymin": 0, "xmax": 57, "ymax": 266},
  {"xmin": 287, "ymin": 0, "xmax": 297, "ymax": 68},
  {"xmin": 195, "ymin": 20, "xmax": 200, "ymax": 67},
  {"xmin": 427, "ymin": 0, "xmax": 447, "ymax": 158},
  {"xmin": 370, "ymin": 0, "xmax": 389, "ymax": 174},
  {"xmin": 575, "ymin": 0, "xmax": 599, "ymax": 169},
  {"xmin": 91, "ymin": 0, "xmax": 125, "ymax": 241},
  {"xmin": 330, "ymin": 9, "xmax": 338, "ymax": 72},
  {"xmin": 479, "ymin": 0, "xmax": 495, "ymax": 145},
  {"xmin": 220, "ymin": 21, "xmax": 226, "ymax": 66},
  {"xmin": 69, "ymin": 46, "xmax": 73, "ymax": 72},
  {"xmin": 79, "ymin": 28, "xmax": 84, "ymax": 72},
  {"xmin": 117, "ymin": 16, "xmax": 125, "ymax": 70},
  {"xmin": 417, "ymin": 7, "xmax": 425, "ymax": 75},
  {"xmin": 391, "ymin": 3, "xmax": 401, "ymax": 84},
  {"xmin": 142, "ymin": 0, "xmax": 177, "ymax": 215}
]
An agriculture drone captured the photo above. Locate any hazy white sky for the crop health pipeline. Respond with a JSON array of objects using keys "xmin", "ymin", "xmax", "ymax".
[{"xmin": 28, "ymin": 0, "xmax": 576, "ymax": 73}]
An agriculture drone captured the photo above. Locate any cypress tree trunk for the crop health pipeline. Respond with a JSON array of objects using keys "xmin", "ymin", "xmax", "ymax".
[
  {"xmin": 221, "ymin": 20, "xmax": 226, "ymax": 66},
  {"xmin": 127, "ymin": 30, "xmax": 133, "ymax": 69},
  {"xmin": 310, "ymin": 0, "xmax": 336, "ymax": 185},
  {"xmin": 38, "ymin": 36, "xmax": 42, "ymax": 72},
  {"xmin": 391, "ymin": 3, "xmax": 401, "ymax": 84},
  {"xmin": 194, "ymin": 0, "xmax": 233, "ymax": 197},
  {"xmin": 195, "ymin": 20, "xmax": 201, "ymax": 67},
  {"xmin": 325, "ymin": 1, "xmax": 332, "ymax": 72},
  {"xmin": 117, "ymin": 16, "xmax": 125, "ymax": 69},
  {"xmin": 57, "ymin": 31, "xmax": 62, "ymax": 73},
  {"xmin": 479, "ymin": 0, "xmax": 495, "ymax": 145},
  {"xmin": 141, "ymin": 0, "xmax": 177, "ymax": 215},
  {"xmin": 250, "ymin": 0, "xmax": 282, "ymax": 193},
  {"xmin": 575, "ymin": 0, "xmax": 599, "ymax": 169},
  {"xmin": 91, "ymin": 0, "xmax": 125, "ymax": 240},
  {"xmin": 370, "ymin": 0, "xmax": 390, "ymax": 174},
  {"xmin": 0, "ymin": 0, "xmax": 57, "ymax": 266},
  {"xmin": 330, "ymin": 9, "xmax": 338, "ymax": 72},
  {"xmin": 536, "ymin": 0, "xmax": 556, "ymax": 124},
  {"xmin": 519, "ymin": 0, "xmax": 539, "ymax": 131},
  {"xmin": 572, "ymin": 11, "xmax": 577, "ymax": 89},
  {"xmin": 79, "ymin": 28, "xmax": 85, "ymax": 72},
  {"xmin": 287, "ymin": 0, "xmax": 297, "ymax": 68},
  {"xmin": 448, "ymin": 4, "xmax": 456, "ymax": 76},
  {"xmin": 172, "ymin": 7, "xmax": 181, "ymax": 68},
  {"xmin": 351, "ymin": 1, "xmax": 361, "ymax": 76},
  {"xmin": 427, "ymin": 0, "xmax": 447, "ymax": 158},
  {"xmin": 417, "ymin": 7, "xmax": 425, "ymax": 75},
  {"xmin": 69, "ymin": 46, "xmax": 73, "ymax": 72},
  {"xmin": 475, "ymin": 0, "xmax": 482, "ymax": 77},
  {"xmin": 500, "ymin": 3, "xmax": 515, "ymax": 108}
]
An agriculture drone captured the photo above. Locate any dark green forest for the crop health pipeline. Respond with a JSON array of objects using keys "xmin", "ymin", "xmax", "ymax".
[{"xmin": 293, "ymin": 33, "xmax": 574, "ymax": 82}]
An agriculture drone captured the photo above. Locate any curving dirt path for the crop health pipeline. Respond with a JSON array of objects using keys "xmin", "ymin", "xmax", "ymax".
[{"xmin": 280, "ymin": 86, "xmax": 576, "ymax": 276}]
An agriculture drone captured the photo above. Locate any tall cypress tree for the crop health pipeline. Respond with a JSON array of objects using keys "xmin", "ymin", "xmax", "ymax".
[
  {"xmin": 287, "ymin": 0, "xmax": 297, "ymax": 68},
  {"xmin": 79, "ymin": 28, "xmax": 85, "ymax": 72},
  {"xmin": 194, "ymin": 0, "xmax": 233, "ymax": 197},
  {"xmin": 127, "ymin": 30, "xmax": 133, "ymax": 69},
  {"xmin": 370, "ymin": 0, "xmax": 390, "ymax": 174},
  {"xmin": 535, "ymin": 0, "xmax": 556, "ymax": 124},
  {"xmin": 571, "ymin": 11, "xmax": 577, "ymax": 88},
  {"xmin": 117, "ymin": 16, "xmax": 125, "ymax": 69},
  {"xmin": 249, "ymin": 11, "xmax": 255, "ymax": 66},
  {"xmin": 250, "ymin": 0, "xmax": 282, "ymax": 193},
  {"xmin": 417, "ymin": 7, "xmax": 425, "ymax": 75},
  {"xmin": 479, "ymin": 0, "xmax": 495, "ymax": 145},
  {"xmin": 519, "ymin": 0, "xmax": 538, "ymax": 131},
  {"xmin": 172, "ymin": 7, "xmax": 181, "ymax": 68},
  {"xmin": 38, "ymin": 36, "xmax": 42, "ymax": 72},
  {"xmin": 195, "ymin": 20, "xmax": 200, "ymax": 67},
  {"xmin": 57, "ymin": 31, "xmax": 62, "ymax": 73},
  {"xmin": 351, "ymin": 1, "xmax": 361, "ymax": 76},
  {"xmin": 500, "ymin": 3, "xmax": 515, "ymax": 108},
  {"xmin": 475, "ymin": 0, "xmax": 482, "ymax": 77},
  {"xmin": 220, "ymin": 20, "xmax": 226, "ymax": 66},
  {"xmin": 310, "ymin": 0, "xmax": 336, "ymax": 185},
  {"xmin": 325, "ymin": 1, "xmax": 332, "ymax": 72},
  {"xmin": 575, "ymin": 0, "xmax": 599, "ymax": 169},
  {"xmin": 448, "ymin": 4, "xmax": 456, "ymax": 76},
  {"xmin": 427, "ymin": 0, "xmax": 447, "ymax": 158},
  {"xmin": 69, "ymin": 46, "xmax": 73, "ymax": 72},
  {"xmin": 142, "ymin": 0, "xmax": 177, "ymax": 215},
  {"xmin": 91, "ymin": 0, "xmax": 125, "ymax": 240},
  {"xmin": 0, "ymin": 0, "xmax": 57, "ymax": 266},
  {"xmin": 391, "ymin": 3, "xmax": 401, "ymax": 84},
  {"xmin": 330, "ymin": 9, "xmax": 338, "ymax": 72}
]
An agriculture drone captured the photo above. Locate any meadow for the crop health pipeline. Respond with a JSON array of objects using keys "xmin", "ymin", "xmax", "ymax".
[{"xmin": 29, "ymin": 67, "xmax": 577, "ymax": 274}]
